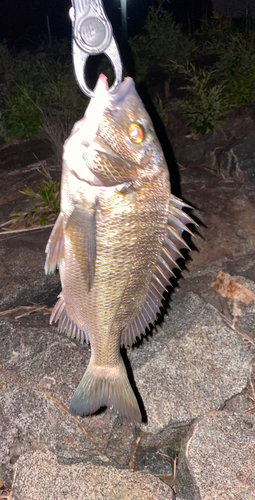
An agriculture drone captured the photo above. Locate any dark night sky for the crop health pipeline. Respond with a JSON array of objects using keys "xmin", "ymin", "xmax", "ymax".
[
  {"xmin": 0, "ymin": 0, "xmax": 215, "ymax": 51},
  {"xmin": 0, "ymin": 0, "xmax": 73, "ymax": 49},
  {"xmin": 0, "ymin": 0, "xmax": 153, "ymax": 50}
]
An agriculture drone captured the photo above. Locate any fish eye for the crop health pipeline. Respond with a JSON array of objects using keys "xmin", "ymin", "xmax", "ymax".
[{"xmin": 127, "ymin": 123, "xmax": 145, "ymax": 144}]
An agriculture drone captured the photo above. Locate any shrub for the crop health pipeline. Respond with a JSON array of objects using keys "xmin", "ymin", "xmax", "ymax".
[
  {"xmin": 174, "ymin": 64, "xmax": 233, "ymax": 135},
  {"xmin": 1, "ymin": 78, "xmax": 41, "ymax": 141},
  {"xmin": 130, "ymin": 4, "xmax": 197, "ymax": 84},
  {"xmin": 215, "ymin": 33, "xmax": 255, "ymax": 107},
  {"xmin": 11, "ymin": 168, "xmax": 60, "ymax": 226},
  {"xmin": 0, "ymin": 41, "xmax": 88, "ymax": 158},
  {"xmin": 196, "ymin": 12, "xmax": 238, "ymax": 55}
]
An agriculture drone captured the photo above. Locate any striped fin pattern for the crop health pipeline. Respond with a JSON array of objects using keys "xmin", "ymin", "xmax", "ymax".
[
  {"xmin": 121, "ymin": 194, "xmax": 196, "ymax": 347},
  {"xmin": 45, "ymin": 214, "xmax": 65, "ymax": 274},
  {"xmin": 50, "ymin": 293, "xmax": 90, "ymax": 344}
]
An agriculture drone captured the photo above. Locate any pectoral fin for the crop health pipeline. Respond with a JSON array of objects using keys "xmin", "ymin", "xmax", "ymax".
[
  {"xmin": 66, "ymin": 204, "xmax": 97, "ymax": 292},
  {"xmin": 45, "ymin": 214, "xmax": 65, "ymax": 274}
]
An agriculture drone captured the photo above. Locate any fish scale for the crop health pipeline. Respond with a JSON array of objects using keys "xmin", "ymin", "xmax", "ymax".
[
  {"xmin": 115, "ymin": 178, "xmax": 169, "ymax": 333},
  {"xmin": 92, "ymin": 193, "xmax": 138, "ymax": 350},
  {"xmin": 45, "ymin": 74, "xmax": 195, "ymax": 421}
]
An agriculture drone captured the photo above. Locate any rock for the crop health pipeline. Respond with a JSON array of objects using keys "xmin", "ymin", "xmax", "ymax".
[
  {"xmin": 180, "ymin": 262, "xmax": 255, "ymax": 343},
  {"xmin": 223, "ymin": 393, "xmax": 252, "ymax": 413},
  {"xmin": 221, "ymin": 113, "xmax": 255, "ymax": 140},
  {"xmin": 130, "ymin": 291, "xmax": 253, "ymax": 433},
  {"xmin": 0, "ymin": 229, "xmax": 61, "ymax": 311},
  {"xmin": 205, "ymin": 112, "xmax": 255, "ymax": 148},
  {"xmin": 178, "ymin": 165, "xmax": 255, "ymax": 274},
  {"xmin": 1, "ymin": 135, "xmax": 255, "ymax": 497},
  {"xmin": 0, "ymin": 138, "xmax": 61, "ymax": 312},
  {"xmin": 168, "ymin": 106, "xmax": 255, "ymax": 178},
  {"xmin": 0, "ymin": 139, "xmax": 53, "ymax": 172},
  {"xmin": 0, "ymin": 317, "xmax": 132, "ymax": 486},
  {"xmin": 12, "ymin": 449, "xmax": 174, "ymax": 500},
  {"xmin": 1, "ymin": 291, "xmax": 252, "ymax": 486},
  {"xmin": 172, "ymin": 136, "xmax": 206, "ymax": 167},
  {"xmin": 212, "ymin": 271, "xmax": 255, "ymax": 340},
  {"xmin": 176, "ymin": 410, "xmax": 255, "ymax": 500},
  {"xmin": 136, "ymin": 424, "xmax": 188, "ymax": 476},
  {"xmin": 219, "ymin": 135, "xmax": 255, "ymax": 183}
]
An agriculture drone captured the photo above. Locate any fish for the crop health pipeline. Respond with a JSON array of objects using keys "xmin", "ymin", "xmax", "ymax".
[{"xmin": 45, "ymin": 74, "xmax": 195, "ymax": 422}]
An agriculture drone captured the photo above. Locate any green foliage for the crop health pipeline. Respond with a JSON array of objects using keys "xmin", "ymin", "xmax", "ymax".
[
  {"xmin": 1, "ymin": 79, "xmax": 41, "ymax": 141},
  {"xmin": 12, "ymin": 168, "xmax": 60, "ymax": 226},
  {"xmin": 0, "ymin": 41, "xmax": 88, "ymax": 155},
  {"xmin": 130, "ymin": 6, "xmax": 255, "ymax": 134},
  {"xmin": 215, "ymin": 34, "xmax": 255, "ymax": 107},
  {"xmin": 174, "ymin": 64, "xmax": 233, "ymax": 135},
  {"xmin": 130, "ymin": 4, "xmax": 197, "ymax": 83},
  {"xmin": 195, "ymin": 14, "xmax": 255, "ymax": 110},
  {"xmin": 2, "ymin": 5, "xmax": 255, "ymax": 146},
  {"xmin": 196, "ymin": 12, "xmax": 238, "ymax": 55},
  {"xmin": 36, "ymin": 54, "xmax": 88, "ymax": 162},
  {"xmin": 0, "ymin": 41, "xmax": 16, "ymax": 80},
  {"xmin": 0, "ymin": 43, "xmax": 40, "ymax": 85}
]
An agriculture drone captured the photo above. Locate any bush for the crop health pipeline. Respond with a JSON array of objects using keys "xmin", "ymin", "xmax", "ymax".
[
  {"xmin": 130, "ymin": 4, "xmax": 197, "ymax": 84},
  {"xmin": 2, "ymin": 7, "xmax": 255, "ymax": 146},
  {"xmin": 172, "ymin": 15, "xmax": 255, "ymax": 134},
  {"xmin": 215, "ymin": 33, "xmax": 255, "ymax": 107},
  {"xmin": 196, "ymin": 12, "xmax": 239, "ymax": 55},
  {"xmin": 11, "ymin": 168, "xmax": 60, "ymax": 226},
  {"xmin": 1, "ymin": 79, "xmax": 41, "ymax": 141},
  {"xmin": 0, "ymin": 41, "xmax": 88, "ymax": 160},
  {"xmin": 173, "ymin": 64, "xmax": 233, "ymax": 135}
]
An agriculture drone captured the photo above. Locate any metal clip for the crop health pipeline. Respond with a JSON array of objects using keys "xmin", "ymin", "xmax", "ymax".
[{"xmin": 70, "ymin": 0, "xmax": 123, "ymax": 98}]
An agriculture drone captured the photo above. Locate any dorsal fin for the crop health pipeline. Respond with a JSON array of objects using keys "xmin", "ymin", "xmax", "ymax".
[{"xmin": 121, "ymin": 194, "xmax": 195, "ymax": 347}]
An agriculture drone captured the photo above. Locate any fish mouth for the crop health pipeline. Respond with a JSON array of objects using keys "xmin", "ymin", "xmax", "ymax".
[
  {"xmin": 96, "ymin": 74, "xmax": 135, "ymax": 104},
  {"xmin": 67, "ymin": 166, "xmax": 104, "ymax": 186},
  {"xmin": 111, "ymin": 77, "xmax": 135, "ymax": 103},
  {"xmin": 67, "ymin": 76, "xmax": 138, "ymax": 187},
  {"xmin": 84, "ymin": 76, "xmax": 137, "ymax": 168}
]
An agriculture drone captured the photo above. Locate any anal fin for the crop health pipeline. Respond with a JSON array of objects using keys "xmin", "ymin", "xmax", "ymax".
[{"xmin": 50, "ymin": 293, "xmax": 89, "ymax": 344}]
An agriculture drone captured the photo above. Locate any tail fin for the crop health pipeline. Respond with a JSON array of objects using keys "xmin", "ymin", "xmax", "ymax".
[{"xmin": 69, "ymin": 360, "xmax": 141, "ymax": 422}]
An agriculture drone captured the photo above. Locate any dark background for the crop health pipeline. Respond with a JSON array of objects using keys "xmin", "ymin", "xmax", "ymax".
[{"xmin": 0, "ymin": 0, "xmax": 213, "ymax": 51}]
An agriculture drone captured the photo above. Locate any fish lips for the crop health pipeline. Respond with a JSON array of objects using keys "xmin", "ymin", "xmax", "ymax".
[
  {"xmin": 110, "ymin": 77, "xmax": 135, "ymax": 104},
  {"xmin": 67, "ymin": 166, "xmax": 104, "ymax": 186}
]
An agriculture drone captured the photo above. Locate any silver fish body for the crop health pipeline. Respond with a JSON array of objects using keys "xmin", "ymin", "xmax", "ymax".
[{"xmin": 45, "ymin": 74, "xmax": 194, "ymax": 421}]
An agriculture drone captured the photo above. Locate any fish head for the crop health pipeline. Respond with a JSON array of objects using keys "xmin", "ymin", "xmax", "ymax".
[
  {"xmin": 64, "ymin": 74, "xmax": 169, "ymax": 189},
  {"xmin": 90, "ymin": 74, "xmax": 169, "ymax": 187}
]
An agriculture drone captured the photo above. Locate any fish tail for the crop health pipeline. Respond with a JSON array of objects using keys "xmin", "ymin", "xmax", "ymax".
[{"xmin": 69, "ymin": 360, "xmax": 141, "ymax": 422}]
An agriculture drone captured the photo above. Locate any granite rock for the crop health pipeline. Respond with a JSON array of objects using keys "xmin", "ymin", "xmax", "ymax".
[
  {"xmin": 1, "ymin": 291, "xmax": 252, "ymax": 486},
  {"xmin": 176, "ymin": 410, "xmax": 255, "ymax": 500},
  {"xmin": 0, "ymin": 229, "xmax": 60, "ymax": 312},
  {"xmin": 130, "ymin": 291, "xmax": 253, "ymax": 433},
  {"xmin": 12, "ymin": 449, "xmax": 175, "ymax": 500},
  {"xmin": 219, "ymin": 135, "xmax": 255, "ymax": 183}
]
